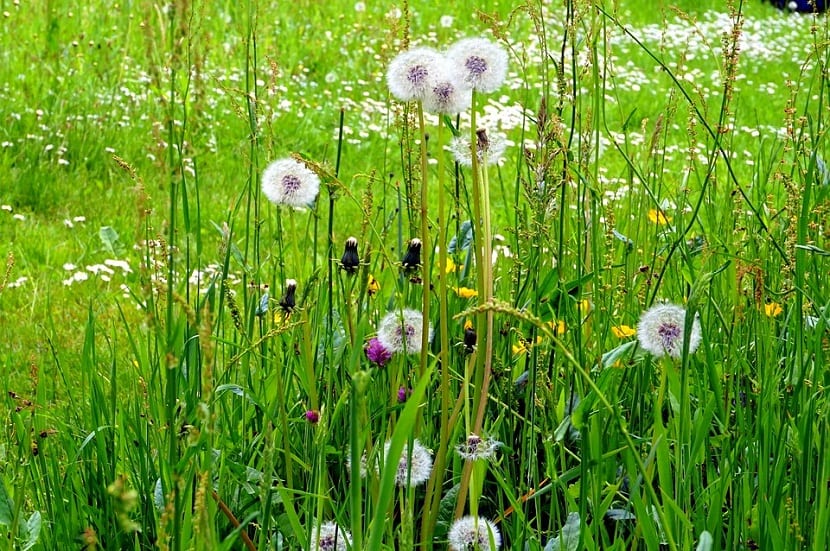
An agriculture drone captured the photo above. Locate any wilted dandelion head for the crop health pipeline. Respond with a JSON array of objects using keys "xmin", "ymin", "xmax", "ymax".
[
  {"xmin": 422, "ymin": 77, "xmax": 471, "ymax": 115},
  {"xmin": 377, "ymin": 308, "xmax": 433, "ymax": 355},
  {"xmin": 310, "ymin": 521, "xmax": 352, "ymax": 551},
  {"xmin": 456, "ymin": 434, "xmax": 501, "ymax": 462},
  {"xmin": 448, "ymin": 515, "xmax": 502, "ymax": 550},
  {"xmin": 262, "ymin": 158, "xmax": 320, "ymax": 209},
  {"xmin": 384, "ymin": 439, "xmax": 432, "ymax": 487},
  {"xmin": 637, "ymin": 303, "xmax": 701, "ymax": 359},
  {"xmin": 450, "ymin": 128, "xmax": 507, "ymax": 167},
  {"xmin": 387, "ymin": 47, "xmax": 445, "ymax": 102},
  {"xmin": 446, "ymin": 37, "xmax": 508, "ymax": 93}
]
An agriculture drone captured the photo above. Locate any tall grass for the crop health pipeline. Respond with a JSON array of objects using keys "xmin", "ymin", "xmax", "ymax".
[{"xmin": 0, "ymin": 0, "xmax": 828, "ymax": 549}]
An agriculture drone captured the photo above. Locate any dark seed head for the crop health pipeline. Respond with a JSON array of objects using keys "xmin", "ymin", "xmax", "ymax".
[
  {"xmin": 401, "ymin": 238, "xmax": 422, "ymax": 273},
  {"xmin": 279, "ymin": 279, "xmax": 297, "ymax": 313},
  {"xmin": 340, "ymin": 236, "xmax": 360, "ymax": 274}
]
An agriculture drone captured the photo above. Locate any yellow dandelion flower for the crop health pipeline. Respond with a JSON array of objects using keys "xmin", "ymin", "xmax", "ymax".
[
  {"xmin": 647, "ymin": 209, "xmax": 671, "ymax": 225},
  {"xmin": 764, "ymin": 302, "xmax": 783, "ymax": 317},
  {"xmin": 454, "ymin": 286, "xmax": 478, "ymax": 299},
  {"xmin": 444, "ymin": 257, "xmax": 457, "ymax": 274},
  {"xmin": 512, "ymin": 336, "xmax": 542, "ymax": 355},
  {"xmin": 548, "ymin": 320, "xmax": 566, "ymax": 336},
  {"xmin": 577, "ymin": 299, "xmax": 591, "ymax": 314},
  {"xmin": 611, "ymin": 325, "xmax": 637, "ymax": 338},
  {"xmin": 367, "ymin": 274, "xmax": 380, "ymax": 296},
  {"xmin": 464, "ymin": 319, "xmax": 474, "ymax": 331}
]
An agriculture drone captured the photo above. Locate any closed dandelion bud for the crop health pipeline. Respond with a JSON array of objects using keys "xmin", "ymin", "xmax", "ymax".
[
  {"xmin": 279, "ymin": 279, "xmax": 297, "ymax": 314},
  {"xmin": 401, "ymin": 238, "xmax": 422, "ymax": 273},
  {"xmin": 464, "ymin": 320, "xmax": 477, "ymax": 353},
  {"xmin": 340, "ymin": 236, "xmax": 360, "ymax": 274}
]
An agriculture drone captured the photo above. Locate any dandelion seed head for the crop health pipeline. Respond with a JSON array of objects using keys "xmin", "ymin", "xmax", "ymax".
[
  {"xmin": 262, "ymin": 158, "xmax": 320, "ymax": 209},
  {"xmin": 637, "ymin": 303, "xmax": 701, "ymax": 359},
  {"xmin": 448, "ymin": 516, "xmax": 502, "ymax": 550},
  {"xmin": 422, "ymin": 78, "xmax": 471, "ymax": 114},
  {"xmin": 310, "ymin": 521, "xmax": 351, "ymax": 551},
  {"xmin": 456, "ymin": 434, "xmax": 501, "ymax": 461},
  {"xmin": 449, "ymin": 129, "xmax": 507, "ymax": 167},
  {"xmin": 384, "ymin": 439, "xmax": 432, "ymax": 487},
  {"xmin": 386, "ymin": 47, "xmax": 445, "ymax": 102},
  {"xmin": 377, "ymin": 308, "xmax": 432, "ymax": 355},
  {"xmin": 447, "ymin": 37, "xmax": 508, "ymax": 93}
]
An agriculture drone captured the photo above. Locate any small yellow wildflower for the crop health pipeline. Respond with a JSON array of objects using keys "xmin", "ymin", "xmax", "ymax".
[
  {"xmin": 367, "ymin": 274, "xmax": 380, "ymax": 296},
  {"xmin": 454, "ymin": 286, "xmax": 478, "ymax": 299},
  {"xmin": 444, "ymin": 257, "xmax": 457, "ymax": 274},
  {"xmin": 464, "ymin": 319, "xmax": 474, "ymax": 331},
  {"xmin": 577, "ymin": 299, "xmax": 591, "ymax": 315},
  {"xmin": 512, "ymin": 336, "xmax": 543, "ymax": 355},
  {"xmin": 764, "ymin": 302, "xmax": 783, "ymax": 317},
  {"xmin": 548, "ymin": 320, "xmax": 566, "ymax": 336},
  {"xmin": 611, "ymin": 325, "xmax": 637, "ymax": 338},
  {"xmin": 648, "ymin": 209, "xmax": 671, "ymax": 225}
]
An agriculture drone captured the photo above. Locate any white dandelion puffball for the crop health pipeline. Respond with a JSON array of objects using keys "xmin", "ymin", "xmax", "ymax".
[
  {"xmin": 449, "ymin": 129, "xmax": 507, "ymax": 167},
  {"xmin": 422, "ymin": 76, "xmax": 471, "ymax": 115},
  {"xmin": 455, "ymin": 434, "xmax": 501, "ymax": 462},
  {"xmin": 387, "ymin": 47, "xmax": 446, "ymax": 102},
  {"xmin": 377, "ymin": 308, "xmax": 433, "ymax": 355},
  {"xmin": 383, "ymin": 439, "xmax": 433, "ymax": 487},
  {"xmin": 446, "ymin": 37, "xmax": 508, "ymax": 94},
  {"xmin": 637, "ymin": 303, "xmax": 702, "ymax": 359},
  {"xmin": 261, "ymin": 158, "xmax": 320, "ymax": 209},
  {"xmin": 448, "ymin": 515, "xmax": 502, "ymax": 550},
  {"xmin": 310, "ymin": 521, "xmax": 352, "ymax": 551}
]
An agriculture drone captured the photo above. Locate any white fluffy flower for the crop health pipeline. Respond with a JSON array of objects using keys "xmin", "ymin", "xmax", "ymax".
[
  {"xmin": 637, "ymin": 303, "xmax": 702, "ymax": 359},
  {"xmin": 446, "ymin": 37, "xmax": 508, "ymax": 94},
  {"xmin": 422, "ymin": 76, "xmax": 471, "ymax": 115},
  {"xmin": 455, "ymin": 434, "xmax": 501, "ymax": 461},
  {"xmin": 448, "ymin": 516, "xmax": 502, "ymax": 550},
  {"xmin": 310, "ymin": 521, "xmax": 352, "ymax": 551},
  {"xmin": 387, "ymin": 47, "xmax": 446, "ymax": 102},
  {"xmin": 384, "ymin": 439, "xmax": 433, "ymax": 487},
  {"xmin": 261, "ymin": 158, "xmax": 320, "ymax": 209},
  {"xmin": 377, "ymin": 308, "xmax": 433, "ymax": 355},
  {"xmin": 449, "ymin": 128, "xmax": 507, "ymax": 167}
]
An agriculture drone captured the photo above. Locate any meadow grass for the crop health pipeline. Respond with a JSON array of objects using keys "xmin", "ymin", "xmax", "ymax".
[{"xmin": 0, "ymin": 0, "xmax": 828, "ymax": 549}]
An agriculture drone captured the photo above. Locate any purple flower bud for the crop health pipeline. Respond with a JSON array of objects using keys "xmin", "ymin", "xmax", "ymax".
[
  {"xmin": 397, "ymin": 386, "xmax": 409, "ymax": 403},
  {"xmin": 365, "ymin": 337, "xmax": 393, "ymax": 367},
  {"xmin": 305, "ymin": 410, "xmax": 319, "ymax": 424}
]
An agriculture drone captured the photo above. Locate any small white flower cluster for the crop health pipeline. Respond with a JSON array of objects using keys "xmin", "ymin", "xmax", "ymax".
[
  {"xmin": 387, "ymin": 37, "xmax": 509, "ymax": 114},
  {"xmin": 62, "ymin": 259, "xmax": 133, "ymax": 286}
]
